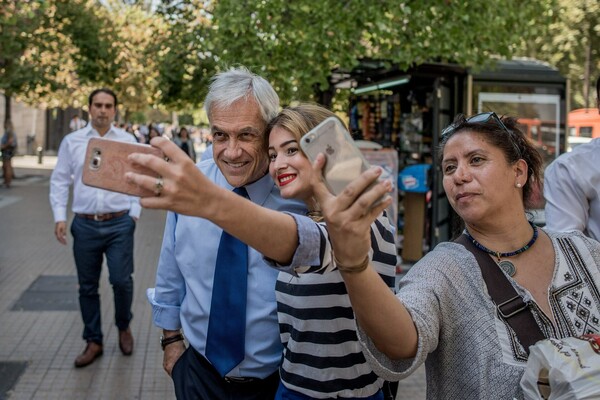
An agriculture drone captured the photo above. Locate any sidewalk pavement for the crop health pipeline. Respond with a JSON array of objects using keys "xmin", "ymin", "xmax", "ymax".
[
  {"xmin": 11, "ymin": 155, "xmax": 58, "ymax": 174},
  {"xmin": 1, "ymin": 160, "xmax": 173, "ymax": 400},
  {"xmin": 0, "ymin": 158, "xmax": 426, "ymax": 400}
]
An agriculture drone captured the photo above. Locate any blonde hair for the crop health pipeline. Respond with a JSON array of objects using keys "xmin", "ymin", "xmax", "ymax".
[
  {"xmin": 264, "ymin": 103, "xmax": 346, "ymax": 155},
  {"xmin": 265, "ymin": 103, "xmax": 347, "ymax": 222}
]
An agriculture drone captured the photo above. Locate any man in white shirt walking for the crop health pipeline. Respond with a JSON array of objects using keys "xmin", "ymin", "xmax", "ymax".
[{"xmin": 50, "ymin": 88, "xmax": 140, "ymax": 368}]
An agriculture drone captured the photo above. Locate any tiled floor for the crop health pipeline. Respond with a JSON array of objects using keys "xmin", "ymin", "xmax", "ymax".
[
  {"xmin": 0, "ymin": 160, "xmax": 426, "ymax": 400},
  {"xmin": 0, "ymin": 168, "xmax": 173, "ymax": 399}
]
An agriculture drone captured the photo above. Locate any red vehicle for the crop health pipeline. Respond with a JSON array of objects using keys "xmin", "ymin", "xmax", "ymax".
[
  {"xmin": 568, "ymin": 108, "xmax": 600, "ymax": 138},
  {"xmin": 567, "ymin": 108, "xmax": 600, "ymax": 151},
  {"xmin": 517, "ymin": 117, "xmax": 559, "ymax": 160}
]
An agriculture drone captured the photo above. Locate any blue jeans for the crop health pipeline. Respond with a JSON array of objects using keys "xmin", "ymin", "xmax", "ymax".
[
  {"xmin": 71, "ymin": 214, "xmax": 135, "ymax": 344},
  {"xmin": 275, "ymin": 382, "xmax": 384, "ymax": 400}
]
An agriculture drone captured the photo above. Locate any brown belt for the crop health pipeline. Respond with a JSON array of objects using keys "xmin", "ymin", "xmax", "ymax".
[{"xmin": 76, "ymin": 210, "xmax": 128, "ymax": 222}]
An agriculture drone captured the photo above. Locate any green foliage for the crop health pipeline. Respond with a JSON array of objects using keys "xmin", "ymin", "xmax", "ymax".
[
  {"xmin": 208, "ymin": 0, "xmax": 554, "ymax": 103},
  {"xmin": 518, "ymin": 0, "xmax": 599, "ymax": 109},
  {"xmin": 1, "ymin": 0, "xmax": 114, "ymax": 108},
  {"xmin": 0, "ymin": 1, "xmax": 52, "ymax": 97},
  {"xmin": 4, "ymin": 0, "xmax": 596, "ymax": 118},
  {"xmin": 178, "ymin": 113, "xmax": 194, "ymax": 125},
  {"xmin": 153, "ymin": 0, "xmax": 216, "ymax": 107},
  {"xmin": 1, "ymin": 0, "xmax": 171, "ymax": 116},
  {"xmin": 104, "ymin": 0, "xmax": 166, "ymax": 113},
  {"xmin": 54, "ymin": 0, "xmax": 118, "ymax": 84}
]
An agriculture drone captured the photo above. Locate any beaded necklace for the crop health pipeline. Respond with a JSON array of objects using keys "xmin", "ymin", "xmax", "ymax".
[{"xmin": 464, "ymin": 221, "xmax": 538, "ymax": 277}]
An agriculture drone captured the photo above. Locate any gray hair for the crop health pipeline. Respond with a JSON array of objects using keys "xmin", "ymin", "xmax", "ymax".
[{"xmin": 204, "ymin": 66, "xmax": 280, "ymax": 124}]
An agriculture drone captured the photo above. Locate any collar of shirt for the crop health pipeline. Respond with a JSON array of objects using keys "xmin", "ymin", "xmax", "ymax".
[
  {"xmin": 84, "ymin": 124, "xmax": 122, "ymax": 139},
  {"xmin": 49, "ymin": 123, "xmax": 140, "ymax": 221},
  {"xmin": 225, "ymin": 173, "xmax": 273, "ymax": 207}
]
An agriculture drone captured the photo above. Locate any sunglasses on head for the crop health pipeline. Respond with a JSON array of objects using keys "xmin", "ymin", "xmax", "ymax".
[{"xmin": 441, "ymin": 112, "xmax": 511, "ymax": 139}]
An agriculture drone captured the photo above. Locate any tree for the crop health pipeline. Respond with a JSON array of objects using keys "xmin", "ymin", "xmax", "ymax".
[
  {"xmin": 518, "ymin": 0, "xmax": 600, "ymax": 109},
  {"xmin": 154, "ymin": 0, "xmax": 216, "ymax": 108},
  {"xmin": 5, "ymin": 0, "xmax": 575, "ymax": 121},
  {"xmin": 102, "ymin": 0, "xmax": 168, "ymax": 118},
  {"xmin": 0, "ymin": 1, "xmax": 56, "ymax": 121},
  {"xmin": 198, "ymin": 0, "xmax": 555, "ymax": 104},
  {"xmin": 0, "ymin": 0, "xmax": 119, "ymax": 115},
  {"xmin": 2, "ymin": 0, "xmax": 174, "ymax": 123}
]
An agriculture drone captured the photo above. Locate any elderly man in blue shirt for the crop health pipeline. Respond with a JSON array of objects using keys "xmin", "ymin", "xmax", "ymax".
[{"xmin": 144, "ymin": 67, "xmax": 322, "ymax": 400}]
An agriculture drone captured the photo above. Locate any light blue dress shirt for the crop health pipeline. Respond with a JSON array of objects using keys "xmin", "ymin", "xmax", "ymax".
[
  {"xmin": 49, "ymin": 124, "xmax": 142, "ymax": 222},
  {"xmin": 147, "ymin": 159, "xmax": 319, "ymax": 378}
]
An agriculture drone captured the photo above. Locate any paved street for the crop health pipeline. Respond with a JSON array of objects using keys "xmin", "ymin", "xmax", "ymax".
[{"xmin": 0, "ymin": 156, "xmax": 425, "ymax": 400}]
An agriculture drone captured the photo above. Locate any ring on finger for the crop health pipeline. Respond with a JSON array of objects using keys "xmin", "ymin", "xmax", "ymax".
[{"xmin": 154, "ymin": 177, "xmax": 164, "ymax": 197}]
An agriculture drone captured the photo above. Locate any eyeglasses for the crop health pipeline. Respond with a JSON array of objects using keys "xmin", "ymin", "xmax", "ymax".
[{"xmin": 441, "ymin": 112, "xmax": 511, "ymax": 139}]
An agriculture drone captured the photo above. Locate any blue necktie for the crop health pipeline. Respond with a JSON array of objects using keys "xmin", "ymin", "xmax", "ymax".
[{"xmin": 206, "ymin": 187, "xmax": 248, "ymax": 376}]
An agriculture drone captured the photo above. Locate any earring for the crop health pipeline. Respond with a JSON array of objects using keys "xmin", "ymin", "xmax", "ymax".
[{"xmin": 516, "ymin": 183, "xmax": 522, "ymax": 188}]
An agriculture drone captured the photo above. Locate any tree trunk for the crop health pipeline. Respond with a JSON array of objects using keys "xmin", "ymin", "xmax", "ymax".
[
  {"xmin": 583, "ymin": 32, "xmax": 591, "ymax": 109},
  {"xmin": 313, "ymin": 83, "xmax": 334, "ymax": 109},
  {"xmin": 3, "ymin": 93, "xmax": 11, "ymax": 126}
]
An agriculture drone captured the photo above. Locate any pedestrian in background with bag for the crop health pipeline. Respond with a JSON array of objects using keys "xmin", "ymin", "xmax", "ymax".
[
  {"xmin": 1, "ymin": 120, "xmax": 17, "ymax": 188},
  {"xmin": 311, "ymin": 112, "xmax": 600, "ymax": 399}
]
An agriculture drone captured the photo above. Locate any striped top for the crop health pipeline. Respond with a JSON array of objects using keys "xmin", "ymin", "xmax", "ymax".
[{"xmin": 274, "ymin": 213, "xmax": 398, "ymax": 398}]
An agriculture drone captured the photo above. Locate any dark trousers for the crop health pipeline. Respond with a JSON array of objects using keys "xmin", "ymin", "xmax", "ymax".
[
  {"xmin": 382, "ymin": 381, "xmax": 398, "ymax": 400},
  {"xmin": 71, "ymin": 214, "xmax": 135, "ymax": 344},
  {"xmin": 172, "ymin": 347, "xmax": 280, "ymax": 400}
]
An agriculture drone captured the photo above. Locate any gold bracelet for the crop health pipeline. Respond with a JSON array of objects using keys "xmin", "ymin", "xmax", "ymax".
[{"xmin": 334, "ymin": 255, "xmax": 370, "ymax": 273}]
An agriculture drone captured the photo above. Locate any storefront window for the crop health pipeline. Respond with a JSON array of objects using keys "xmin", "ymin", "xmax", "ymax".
[{"xmin": 471, "ymin": 84, "xmax": 566, "ymax": 212}]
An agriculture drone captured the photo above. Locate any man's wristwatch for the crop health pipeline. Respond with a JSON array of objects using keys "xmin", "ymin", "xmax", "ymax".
[{"xmin": 160, "ymin": 333, "xmax": 184, "ymax": 351}]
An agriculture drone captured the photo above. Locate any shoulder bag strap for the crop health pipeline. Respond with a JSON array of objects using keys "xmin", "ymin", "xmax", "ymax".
[{"xmin": 455, "ymin": 234, "xmax": 546, "ymax": 354}]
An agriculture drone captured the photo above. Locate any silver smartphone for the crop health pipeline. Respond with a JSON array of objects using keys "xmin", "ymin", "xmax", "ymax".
[{"xmin": 300, "ymin": 117, "xmax": 374, "ymax": 196}]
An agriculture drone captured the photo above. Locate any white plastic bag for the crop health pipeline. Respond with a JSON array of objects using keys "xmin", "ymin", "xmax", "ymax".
[{"xmin": 521, "ymin": 334, "xmax": 600, "ymax": 399}]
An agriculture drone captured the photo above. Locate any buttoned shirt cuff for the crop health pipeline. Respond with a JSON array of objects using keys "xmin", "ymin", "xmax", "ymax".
[
  {"xmin": 53, "ymin": 209, "xmax": 67, "ymax": 223},
  {"xmin": 129, "ymin": 203, "xmax": 142, "ymax": 219},
  {"xmin": 146, "ymin": 288, "xmax": 182, "ymax": 331},
  {"xmin": 264, "ymin": 213, "xmax": 321, "ymax": 276}
]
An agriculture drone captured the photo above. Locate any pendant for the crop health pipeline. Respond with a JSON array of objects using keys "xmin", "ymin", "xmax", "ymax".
[{"xmin": 498, "ymin": 260, "xmax": 516, "ymax": 277}]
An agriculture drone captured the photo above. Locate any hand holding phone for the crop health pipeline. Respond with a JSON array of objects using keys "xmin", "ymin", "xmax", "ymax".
[
  {"xmin": 82, "ymin": 137, "xmax": 164, "ymax": 197},
  {"xmin": 300, "ymin": 117, "xmax": 381, "ymax": 196},
  {"xmin": 300, "ymin": 117, "xmax": 371, "ymax": 195}
]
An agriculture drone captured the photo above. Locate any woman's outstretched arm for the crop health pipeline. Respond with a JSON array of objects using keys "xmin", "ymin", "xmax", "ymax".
[{"xmin": 311, "ymin": 153, "xmax": 418, "ymax": 359}]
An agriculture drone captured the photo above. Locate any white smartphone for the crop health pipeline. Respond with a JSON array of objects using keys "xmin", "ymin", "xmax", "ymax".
[{"xmin": 300, "ymin": 116, "xmax": 374, "ymax": 196}]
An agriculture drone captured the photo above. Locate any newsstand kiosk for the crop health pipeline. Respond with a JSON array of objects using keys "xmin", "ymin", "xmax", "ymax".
[{"xmin": 330, "ymin": 59, "xmax": 567, "ymax": 262}]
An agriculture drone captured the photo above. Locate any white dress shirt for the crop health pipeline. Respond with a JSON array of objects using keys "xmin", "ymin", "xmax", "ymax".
[
  {"xmin": 544, "ymin": 138, "xmax": 600, "ymax": 241},
  {"xmin": 49, "ymin": 124, "xmax": 142, "ymax": 222}
]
